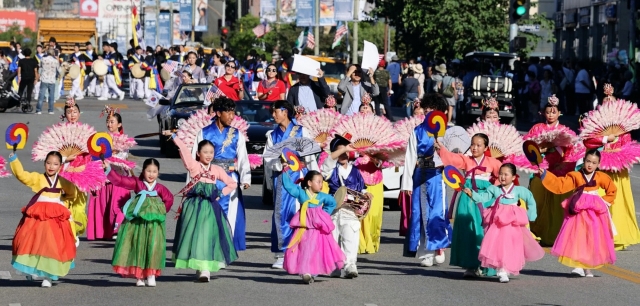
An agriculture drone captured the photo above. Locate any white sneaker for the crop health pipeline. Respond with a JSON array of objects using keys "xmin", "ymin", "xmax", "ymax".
[
  {"xmin": 498, "ymin": 272, "xmax": 510, "ymax": 283},
  {"xmin": 435, "ymin": 249, "xmax": 446, "ymax": 264},
  {"xmin": 48, "ymin": 112, "xmax": 54, "ymax": 115},
  {"xmin": 146, "ymin": 275, "xmax": 156, "ymax": 287},
  {"xmin": 345, "ymin": 265, "xmax": 358, "ymax": 278},
  {"xmin": 585, "ymin": 269, "xmax": 594, "ymax": 277},
  {"xmin": 302, "ymin": 274, "xmax": 314, "ymax": 284},
  {"xmin": 271, "ymin": 257, "xmax": 284, "ymax": 269},
  {"xmin": 118, "ymin": 92, "xmax": 125, "ymax": 101},
  {"xmin": 420, "ymin": 254, "xmax": 434, "ymax": 267},
  {"xmin": 36, "ymin": 111, "xmax": 42, "ymax": 114},
  {"xmin": 198, "ymin": 270, "xmax": 210, "ymax": 282},
  {"xmin": 41, "ymin": 278, "xmax": 52, "ymax": 288},
  {"xmin": 98, "ymin": 96, "xmax": 108, "ymax": 101},
  {"xmin": 75, "ymin": 96, "xmax": 84, "ymax": 101},
  {"xmin": 75, "ymin": 236, "xmax": 80, "ymax": 247},
  {"xmin": 136, "ymin": 279, "xmax": 145, "ymax": 287},
  {"xmin": 571, "ymin": 268, "xmax": 586, "ymax": 277},
  {"xmin": 463, "ymin": 268, "xmax": 482, "ymax": 278}
]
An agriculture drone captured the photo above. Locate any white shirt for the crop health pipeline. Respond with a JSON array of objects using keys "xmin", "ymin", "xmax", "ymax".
[
  {"xmin": 346, "ymin": 85, "xmax": 362, "ymax": 116},
  {"xmin": 298, "ymin": 85, "xmax": 317, "ymax": 113},
  {"xmin": 574, "ymin": 69, "xmax": 591, "ymax": 94}
]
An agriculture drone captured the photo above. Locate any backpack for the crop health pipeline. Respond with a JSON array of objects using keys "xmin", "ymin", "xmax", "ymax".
[{"xmin": 439, "ymin": 75, "xmax": 455, "ymax": 98}]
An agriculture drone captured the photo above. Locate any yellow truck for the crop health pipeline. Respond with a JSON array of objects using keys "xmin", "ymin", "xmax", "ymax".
[{"xmin": 37, "ymin": 18, "xmax": 98, "ymax": 54}]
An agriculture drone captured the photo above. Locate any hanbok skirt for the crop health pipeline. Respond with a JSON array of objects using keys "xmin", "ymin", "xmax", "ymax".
[
  {"xmin": 551, "ymin": 192, "xmax": 616, "ymax": 269},
  {"xmin": 398, "ymin": 191, "xmax": 411, "ymax": 237},
  {"xmin": 112, "ymin": 196, "xmax": 166, "ymax": 278},
  {"xmin": 478, "ymin": 204, "xmax": 545, "ymax": 275},
  {"xmin": 284, "ymin": 206, "xmax": 345, "ymax": 275},
  {"xmin": 87, "ymin": 182, "xmax": 130, "ymax": 240},
  {"xmin": 12, "ymin": 201, "xmax": 76, "ymax": 280},
  {"xmin": 529, "ymin": 176, "xmax": 572, "ymax": 246},
  {"xmin": 172, "ymin": 182, "xmax": 238, "ymax": 272},
  {"xmin": 605, "ymin": 170, "xmax": 640, "ymax": 249},
  {"xmin": 359, "ymin": 182, "xmax": 384, "ymax": 254}
]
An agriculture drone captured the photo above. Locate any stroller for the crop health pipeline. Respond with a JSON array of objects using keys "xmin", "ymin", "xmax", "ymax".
[{"xmin": 0, "ymin": 63, "xmax": 33, "ymax": 113}]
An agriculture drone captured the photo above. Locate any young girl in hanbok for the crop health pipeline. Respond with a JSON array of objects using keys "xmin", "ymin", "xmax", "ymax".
[
  {"xmin": 9, "ymin": 151, "xmax": 78, "ymax": 288},
  {"xmin": 105, "ymin": 158, "xmax": 174, "ymax": 287},
  {"xmin": 171, "ymin": 136, "xmax": 238, "ymax": 282},
  {"xmin": 87, "ymin": 107, "xmax": 134, "ymax": 240},
  {"xmin": 436, "ymin": 133, "xmax": 502, "ymax": 278},
  {"xmin": 282, "ymin": 169, "xmax": 346, "ymax": 284},
  {"xmin": 463, "ymin": 163, "xmax": 545, "ymax": 283},
  {"xmin": 539, "ymin": 149, "xmax": 617, "ymax": 277}
]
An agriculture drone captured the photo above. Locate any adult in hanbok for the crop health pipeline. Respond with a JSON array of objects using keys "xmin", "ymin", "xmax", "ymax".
[
  {"xmin": 263, "ymin": 100, "xmax": 319, "ymax": 269},
  {"xmin": 191, "ymin": 97, "xmax": 250, "ymax": 251}
]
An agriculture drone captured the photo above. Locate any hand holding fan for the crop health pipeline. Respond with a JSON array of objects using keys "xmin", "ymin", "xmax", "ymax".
[
  {"xmin": 423, "ymin": 111, "xmax": 448, "ymax": 137},
  {"xmin": 281, "ymin": 148, "xmax": 301, "ymax": 172},
  {"xmin": 5, "ymin": 123, "xmax": 29, "ymax": 152},
  {"xmin": 443, "ymin": 165, "xmax": 465, "ymax": 191},
  {"xmin": 87, "ymin": 132, "xmax": 114, "ymax": 161},
  {"xmin": 523, "ymin": 140, "xmax": 543, "ymax": 167}
]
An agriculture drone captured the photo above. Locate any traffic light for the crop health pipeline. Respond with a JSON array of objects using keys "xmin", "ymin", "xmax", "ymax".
[
  {"xmin": 511, "ymin": 0, "xmax": 528, "ymax": 22},
  {"xmin": 221, "ymin": 27, "xmax": 229, "ymax": 41}
]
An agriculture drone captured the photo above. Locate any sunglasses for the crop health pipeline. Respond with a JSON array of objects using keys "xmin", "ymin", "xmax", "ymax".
[
  {"xmin": 267, "ymin": 68, "xmax": 277, "ymax": 72},
  {"xmin": 226, "ymin": 65, "xmax": 236, "ymax": 69}
]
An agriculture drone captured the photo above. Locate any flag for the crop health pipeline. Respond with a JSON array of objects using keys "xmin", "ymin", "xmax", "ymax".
[
  {"xmin": 252, "ymin": 21, "xmax": 271, "ymax": 38},
  {"xmin": 163, "ymin": 60, "xmax": 179, "ymax": 74},
  {"xmin": 306, "ymin": 27, "xmax": 315, "ymax": 50},
  {"xmin": 332, "ymin": 21, "xmax": 348, "ymax": 49},
  {"xmin": 295, "ymin": 30, "xmax": 306, "ymax": 50},
  {"xmin": 132, "ymin": 6, "xmax": 145, "ymax": 50},
  {"xmin": 206, "ymin": 84, "xmax": 225, "ymax": 102}
]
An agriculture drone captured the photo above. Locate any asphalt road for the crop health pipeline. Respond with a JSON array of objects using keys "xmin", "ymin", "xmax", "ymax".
[{"xmin": 0, "ymin": 98, "xmax": 639, "ymax": 306}]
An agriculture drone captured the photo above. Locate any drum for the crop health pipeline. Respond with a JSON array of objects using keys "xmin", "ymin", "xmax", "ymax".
[
  {"xmin": 130, "ymin": 63, "xmax": 145, "ymax": 79},
  {"xmin": 92, "ymin": 60, "xmax": 108, "ymax": 76},
  {"xmin": 333, "ymin": 187, "xmax": 371, "ymax": 220},
  {"xmin": 67, "ymin": 64, "xmax": 81, "ymax": 80},
  {"xmin": 160, "ymin": 69, "xmax": 171, "ymax": 82}
]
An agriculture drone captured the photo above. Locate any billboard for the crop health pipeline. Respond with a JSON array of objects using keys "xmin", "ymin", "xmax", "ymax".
[
  {"xmin": 0, "ymin": 10, "xmax": 37, "ymax": 31},
  {"xmin": 80, "ymin": 0, "xmax": 100, "ymax": 18}
]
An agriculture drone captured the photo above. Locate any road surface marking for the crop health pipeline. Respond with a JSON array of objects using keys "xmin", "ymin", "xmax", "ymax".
[
  {"xmin": 53, "ymin": 103, "xmax": 129, "ymax": 109},
  {"xmin": 543, "ymin": 248, "xmax": 640, "ymax": 284},
  {"xmin": 0, "ymin": 271, "xmax": 11, "ymax": 279},
  {"xmin": 9, "ymin": 303, "xmax": 21, "ymax": 306}
]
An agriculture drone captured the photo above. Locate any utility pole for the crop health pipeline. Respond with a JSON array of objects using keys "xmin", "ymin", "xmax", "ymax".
[
  {"xmin": 630, "ymin": 0, "xmax": 637, "ymax": 82},
  {"xmin": 238, "ymin": 0, "xmax": 241, "ymax": 21},
  {"xmin": 156, "ymin": 0, "xmax": 160, "ymax": 46},
  {"xmin": 222, "ymin": 0, "xmax": 226, "ymax": 29},
  {"xmin": 314, "ymin": 0, "xmax": 320, "ymax": 55},
  {"xmin": 383, "ymin": 16, "xmax": 389, "ymax": 55},
  {"xmin": 351, "ymin": 0, "xmax": 359, "ymax": 64},
  {"xmin": 191, "ymin": 0, "xmax": 196, "ymax": 42}
]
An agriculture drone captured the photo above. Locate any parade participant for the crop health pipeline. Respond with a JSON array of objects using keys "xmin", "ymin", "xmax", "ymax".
[
  {"xmin": 99, "ymin": 43, "xmax": 125, "ymax": 101},
  {"xmin": 281, "ymin": 168, "xmax": 346, "ymax": 284},
  {"xmin": 83, "ymin": 41, "xmax": 98, "ymax": 97},
  {"xmin": 539, "ymin": 149, "xmax": 617, "ymax": 277},
  {"xmin": 190, "ymin": 97, "xmax": 251, "ymax": 251},
  {"xmin": 86, "ymin": 106, "xmax": 135, "ymax": 240},
  {"xmin": 257, "ymin": 63, "xmax": 286, "ymax": 101},
  {"xmin": 128, "ymin": 46, "xmax": 145, "ymax": 100},
  {"xmin": 8, "ymin": 151, "xmax": 78, "ymax": 287},
  {"xmin": 170, "ymin": 136, "xmax": 238, "ymax": 282},
  {"xmin": 322, "ymin": 135, "xmax": 370, "ymax": 278},
  {"xmin": 208, "ymin": 52, "xmax": 225, "ymax": 81},
  {"xmin": 184, "ymin": 51, "xmax": 206, "ymax": 82},
  {"xmin": 214, "ymin": 61, "xmax": 244, "ymax": 100},
  {"xmin": 463, "ymin": 163, "xmax": 544, "ymax": 283},
  {"xmin": 104, "ymin": 158, "xmax": 174, "ymax": 287},
  {"xmin": 435, "ymin": 133, "xmax": 502, "ymax": 278},
  {"xmin": 68, "ymin": 44, "xmax": 85, "ymax": 100},
  {"xmin": 263, "ymin": 100, "xmax": 319, "ymax": 269},
  {"xmin": 402, "ymin": 94, "xmax": 451, "ymax": 266}
]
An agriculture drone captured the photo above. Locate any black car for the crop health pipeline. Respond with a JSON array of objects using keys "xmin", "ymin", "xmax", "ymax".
[{"xmin": 156, "ymin": 83, "xmax": 273, "ymax": 179}]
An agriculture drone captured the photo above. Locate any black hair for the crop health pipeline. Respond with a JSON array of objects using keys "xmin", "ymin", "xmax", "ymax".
[
  {"xmin": 472, "ymin": 133, "xmax": 489, "ymax": 147},
  {"xmin": 543, "ymin": 102, "xmax": 559, "ymax": 111},
  {"xmin": 359, "ymin": 103, "xmax": 371, "ymax": 111},
  {"xmin": 107, "ymin": 112, "xmax": 123, "ymax": 133},
  {"xmin": 212, "ymin": 97, "xmax": 236, "ymax": 112},
  {"xmin": 329, "ymin": 137, "xmax": 350, "ymax": 152},
  {"xmin": 45, "ymin": 151, "xmax": 63, "ymax": 164},
  {"xmin": 500, "ymin": 163, "xmax": 517, "ymax": 176},
  {"xmin": 85, "ymin": 41, "xmax": 92, "ymax": 46},
  {"xmin": 481, "ymin": 105, "xmax": 499, "ymax": 118},
  {"xmin": 64, "ymin": 101, "xmax": 80, "ymax": 113},
  {"xmin": 301, "ymin": 170, "xmax": 323, "ymax": 190},
  {"xmin": 196, "ymin": 140, "xmax": 215, "ymax": 162},
  {"xmin": 22, "ymin": 48, "xmax": 32, "ymax": 57},
  {"xmin": 584, "ymin": 149, "xmax": 601, "ymax": 162},
  {"xmin": 187, "ymin": 51, "xmax": 198, "ymax": 58},
  {"xmin": 139, "ymin": 158, "xmax": 160, "ymax": 180},
  {"xmin": 271, "ymin": 100, "xmax": 294, "ymax": 119},
  {"xmin": 419, "ymin": 94, "xmax": 448, "ymax": 113}
]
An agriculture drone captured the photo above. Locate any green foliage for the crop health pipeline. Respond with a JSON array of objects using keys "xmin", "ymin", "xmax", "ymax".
[
  {"xmin": 0, "ymin": 25, "xmax": 38, "ymax": 50},
  {"xmin": 227, "ymin": 15, "xmax": 261, "ymax": 58},
  {"xmin": 376, "ymin": 0, "xmax": 510, "ymax": 59},
  {"xmin": 516, "ymin": 12, "xmax": 557, "ymax": 58}
]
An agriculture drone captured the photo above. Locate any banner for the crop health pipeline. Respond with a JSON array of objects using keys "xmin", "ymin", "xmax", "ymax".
[
  {"xmin": 158, "ymin": 12, "xmax": 171, "ymax": 47},
  {"xmin": 144, "ymin": 14, "xmax": 157, "ymax": 48},
  {"xmin": 260, "ymin": 0, "xmax": 277, "ymax": 22},
  {"xmin": 319, "ymin": 0, "xmax": 335, "ymax": 26},
  {"xmin": 80, "ymin": 0, "xmax": 99, "ymax": 17},
  {"xmin": 334, "ymin": 0, "xmax": 352, "ymax": 21},
  {"xmin": 195, "ymin": 0, "xmax": 207, "ymax": 32},
  {"xmin": 173, "ymin": 13, "xmax": 183, "ymax": 45},
  {"xmin": 0, "ymin": 10, "xmax": 36, "ymax": 31},
  {"xmin": 280, "ymin": 0, "xmax": 296, "ymax": 23},
  {"xmin": 179, "ymin": 0, "xmax": 192, "ymax": 31},
  {"xmin": 296, "ymin": 0, "xmax": 315, "ymax": 27}
]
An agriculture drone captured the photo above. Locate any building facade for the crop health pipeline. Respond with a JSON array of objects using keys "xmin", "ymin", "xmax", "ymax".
[{"xmin": 553, "ymin": 0, "xmax": 633, "ymax": 62}]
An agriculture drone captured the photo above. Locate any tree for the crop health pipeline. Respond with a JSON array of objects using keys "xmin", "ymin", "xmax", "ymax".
[
  {"xmin": 227, "ymin": 15, "xmax": 261, "ymax": 59},
  {"xmin": 376, "ymin": 0, "xmax": 510, "ymax": 59},
  {"xmin": 515, "ymin": 4, "xmax": 557, "ymax": 58},
  {"xmin": 0, "ymin": 25, "xmax": 38, "ymax": 50}
]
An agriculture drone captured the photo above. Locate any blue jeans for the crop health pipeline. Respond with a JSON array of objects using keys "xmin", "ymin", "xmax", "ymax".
[
  {"xmin": 37, "ymin": 82, "xmax": 55, "ymax": 112},
  {"xmin": 404, "ymin": 92, "xmax": 418, "ymax": 117}
]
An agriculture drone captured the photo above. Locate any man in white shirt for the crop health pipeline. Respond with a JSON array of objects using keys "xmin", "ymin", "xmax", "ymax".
[{"xmin": 574, "ymin": 61, "xmax": 594, "ymax": 115}]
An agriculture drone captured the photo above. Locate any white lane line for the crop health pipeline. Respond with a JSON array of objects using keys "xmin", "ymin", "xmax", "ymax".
[
  {"xmin": 9, "ymin": 303, "xmax": 22, "ymax": 306},
  {"xmin": 0, "ymin": 271, "xmax": 11, "ymax": 279},
  {"xmin": 630, "ymin": 175, "xmax": 640, "ymax": 180}
]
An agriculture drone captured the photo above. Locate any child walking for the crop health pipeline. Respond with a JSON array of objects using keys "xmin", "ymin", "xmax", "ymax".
[
  {"xmin": 463, "ymin": 163, "xmax": 545, "ymax": 283},
  {"xmin": 9, "ymin": 151, "xmax": 78, "ymax": 287},
  {"xmin": 171, "ymin": 135, "xmax": 238, "ymax": 282},
  {"xmin": 539, "ymin": 149, "xmax": 617, "ymax": 277},
  {"xmin": 281, "ymin": 168, "xmax": 346, "ymax": 284},
  {"xmin": 105, "ymin": 158, "xmax": 174, "ymax": 287}
]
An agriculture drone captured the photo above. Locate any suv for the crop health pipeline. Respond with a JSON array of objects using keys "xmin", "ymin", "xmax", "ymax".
[{"xmin": 460, "ymin": 52, "xmax": 517, "ymax": 126}]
